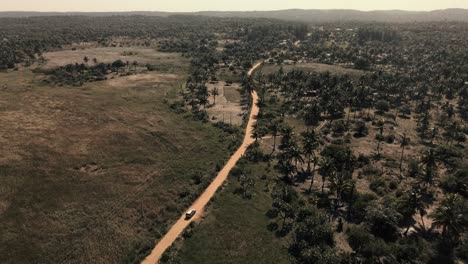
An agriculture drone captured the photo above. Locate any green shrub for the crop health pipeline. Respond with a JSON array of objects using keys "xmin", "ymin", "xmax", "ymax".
[
  {"xmin": 370, "ymin": 177, "xmax": 387, "ymax": 195},
  {"xmin": 385, "ymin": 135, "xmax": 395, "ymax": 143},
  {"xmin": 362, "ymin": 165, "xmax": 381, "ymax": 176},
  {"xmin": 389, "ymin": 180, "xmax": 398, "ymax": 190}
]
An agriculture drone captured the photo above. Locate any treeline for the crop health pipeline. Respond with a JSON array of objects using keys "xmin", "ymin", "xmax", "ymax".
[
  {"xmin": 0, "ymin": 15, "xmax": 307, "ymax": 70},
  {"xmin": 34, "ymin": 60, "xmax": 134, "ymax": 86},
  {"xmin": 294, "ymin": 22, "xmax": 468, "ymax": 73}
]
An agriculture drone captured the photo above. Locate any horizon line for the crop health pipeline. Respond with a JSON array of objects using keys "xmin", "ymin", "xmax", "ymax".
[{"xmin": 0, "ymin": 8, "xmax": 466, "ymax": 13}]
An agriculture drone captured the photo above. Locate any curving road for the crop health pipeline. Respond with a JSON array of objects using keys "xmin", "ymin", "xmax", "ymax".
[{"xmin": 141, "ymin": 62, "xmax": 262, "ymax": 264}]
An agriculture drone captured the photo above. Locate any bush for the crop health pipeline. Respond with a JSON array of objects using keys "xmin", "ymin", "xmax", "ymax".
[
  {"xmin": 398, "ymin": 104, "xmax": 411, "ymax": 116},
  {"xmin": 346, "ymin": 224, "xmax": 372, "ymax": 252},
  {"xmin": 440, "ymin": 164, "xmax": 467, "ymax": 197},
  {"xmin": 364, "ymin": 199, "xmax": 402, "ymax": 242},
  {"xmin": 353, "ymin": 121, "xmax": 369, "ymax": 137},
  {"xmin": 362, "ymin": 165, "xmax": 381, "ymax": 176},
  {"xmin": 375, "ymin": 100, "xmax": 390, "ymax": 113},
  {"xmin": 375, "ymin": 134, "xmax": 385, "ymax": 141},
  {"xmin": 434, "ymin": 145, "xmax": 463, "ymax": 170},
  {"xmin": 331, "ymin": 120, "xmax": 347, "ymax": 136},
  {"xmin": 112, "ymin": 59, "xmax": 126, "ymax": 68},
  {"xmin": 350, "ymin": 192, "xmax": 378, "ymax": 223},
  {"xmin": 357, "ymin": 154, "xmax": 370, "ymax": 168},
  {"xmin": 146, "ymin": 64, "xmax": 160, "ymax": 71},
  {"xmin": 385, "ymin": 135, "xmax": 395, "ymax": 144},
  {"xmin": 370, "ymin": 177, "xmax": 387, "ymax": 196},
  {"xmin": 407, "ymin": 159, "xmax": 420, "ymax": 178},
  {"xmin": 389, "ymin": 180, "xmax": 398, "ymax": 190}
]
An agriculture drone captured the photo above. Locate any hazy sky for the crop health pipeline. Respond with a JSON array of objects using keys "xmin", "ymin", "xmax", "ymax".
[{"xmin": 1, "ymin": 0, "xmax": 467, "ymax": 12}]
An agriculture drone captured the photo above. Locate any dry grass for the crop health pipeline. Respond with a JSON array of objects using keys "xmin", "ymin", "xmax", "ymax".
[
  {"xmin": 40, "ymin": 46, "xmax": 185, "ymax": 70},
  {"xmin": 0, "ymin": 49, "xmax": 232, "ymax": 264}
]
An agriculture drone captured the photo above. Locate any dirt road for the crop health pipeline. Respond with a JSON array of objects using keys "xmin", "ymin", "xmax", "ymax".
[{"xmin": 142, "ymin": 62, "xmax": 262, "ymax": 264}]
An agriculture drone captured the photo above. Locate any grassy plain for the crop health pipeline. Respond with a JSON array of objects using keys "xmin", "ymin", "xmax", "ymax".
[{"xmin": 0, "ymin": 47, "xmax": 234, "ymax": 263}]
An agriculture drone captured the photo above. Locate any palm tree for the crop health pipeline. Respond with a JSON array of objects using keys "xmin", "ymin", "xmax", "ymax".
[
  {"xmin": 430, "ymin": 194, "xmax": 466, "ymax": 242},
  {"xmin": 399, "ymin": 133, "xmax": 410, "ymax": 175},
  {"xmin": 275, "ymin": 157, "xmax": 296, "ymax": 183},
  {"xmin": 319, "ymin": 157, "xmax": 336, "ymax": 193},
  {"xmin": 400, "ymin": 190, "xmax": 427, "ymax": 235},
  {"xmin": 376, "ymin": 120, "xmax": 384, "ymax": 156},
  {"xmin": 329, "ymin": 170, "xmax": 353, "ymax": 207},
  {"xmin": 416, "ymin": 165, "xmax": 438, "ymax": 190},
  {"xmin": 288, "ymin": 145, "xmax": 304, "ymax": 173},
  {"xmin": 412, "ymin": 189, "xmax": 428, "ymax": 230},
  {"xmin": 307, "ymin": 156, "xmax": 319, "ymax": 194},
  {"xmin": 430, "ymin": 127, "xmax": 439, "ymax": 145},
  {"xmin": 268, "ymin": 119, "xmax": 281, "ymax": 153},
  {"xmin": 279, "ymin": 126, "xmax": 294, "ymax": 151},
  {"xmin": 211, "ymin": 87, "xmax": 220, "ymax": 105},
  {"xmin": 301, "ymin": 129, "xmax": 320, "ymax": 176},
  {"xmin": 421, "ymin": 149, "xmax": 437, "ymax": 169}
]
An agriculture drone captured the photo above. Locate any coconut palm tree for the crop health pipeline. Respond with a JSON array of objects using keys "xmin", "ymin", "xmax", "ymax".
[
  {"xmin": 288, "ymin": 145, "xmax": 304, "ymax": 173},
  {"xmin": 268, "ymin": 118, "xmax": 282, "ymax": 153},
  {"xmin": 430, "ymin": 194, "xmax": 467, "ymax": 242},
  {"xmin": 376, "ymin": 120, "xmax": 384, "ymax": 156},
  {"xmin": 399, "ymin": 133, "xmax": 410, "ymax": 175},
  {"xmin": 421, "ymin": 148, "xmax": 437, "ymax": 169},
  {"xmin": 329, "ymin": 170, "xmax": 354, "ymax": 207},
  {"xmin": 301, "ymin": 129, "xmax": 320, "ymax": 176},
  {"xmin": 307, "ymin": 156, "xmax": 319, "ymax": 194},
  {"xmin": 319, "ymin": 157, "xmax": 336, "ymax": 194},
  {"xmin": 211, "ymin": 87, "xmax": 220, "ymax": 105},
  {"xmin": 416, "ymin": 165, "xmax": 438, "ymax": 190}
]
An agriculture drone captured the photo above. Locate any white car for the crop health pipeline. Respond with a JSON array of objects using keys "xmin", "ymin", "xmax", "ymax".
[{"xmin": 185, "ymin": 209, "xmax": 196, "ymax": 220}]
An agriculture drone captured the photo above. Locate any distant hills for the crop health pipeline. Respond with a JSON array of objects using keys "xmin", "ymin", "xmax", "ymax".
[{"xmin": 1, "ymin": 9, "xmax": 468, "ymax": 22}]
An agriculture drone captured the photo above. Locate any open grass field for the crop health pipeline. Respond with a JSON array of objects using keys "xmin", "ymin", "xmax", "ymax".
[
  {"xmin": 0, "ymin": 47, "xmax": 235, "ymax": 264},
  {"xmin": 173, "ymin": 161, "xmax": 290, "ymax": 264},
  {"xmin": 41, "ymin": 46, "xmax": 185, "ymax": 72}
]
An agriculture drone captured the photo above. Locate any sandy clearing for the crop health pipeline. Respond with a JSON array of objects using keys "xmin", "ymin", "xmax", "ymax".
[
  {"xmin": 141, "ymin": 62, "xmax": 262, "ymax": 264},
  {"xmin": 206, "ymin": 82, "xmax": 243, "ymax": 125}
]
